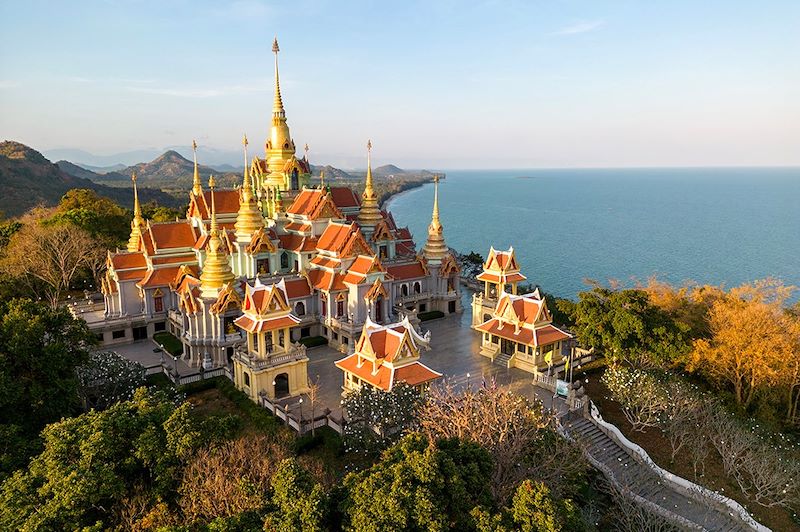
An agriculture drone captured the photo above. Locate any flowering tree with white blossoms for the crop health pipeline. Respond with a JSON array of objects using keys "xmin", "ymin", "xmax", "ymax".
[{"xmin": 76, "ymin": 351, "xmax": 146, "ymax": 411}]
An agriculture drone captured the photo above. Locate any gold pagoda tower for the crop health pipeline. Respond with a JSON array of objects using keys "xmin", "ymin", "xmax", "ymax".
[
  {"xmin": 357, "ymin": 140, "xmax": 383, "ymax": 230},
  {"xmin": 234, "ymin": 134, "xmax": 265, "ymax": 241},
  {"xmin": 200, "ymin": 176, "xmax": 236, "ymax": 298},
  {"xmin": 264, "ymin": 37, "xmax": 295, "ymax": 186},
  {"xmin": 127, "ymin": 171, "xmax": 144, "ymax": 252},
  {"xmin": 422, "ymin": 175, "xmax": 448, "ymax": 264}
]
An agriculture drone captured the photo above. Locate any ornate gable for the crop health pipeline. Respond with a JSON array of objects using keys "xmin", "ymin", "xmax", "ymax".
[
  {"xmin": 342, "ymin": 228, "xmax": 374, "ymax": 258},
  {"xmin": 438, "ymin": 253, "xmax": 460, "ymax": 276},
  {"xmin": 371, "ymin": 219, "xmax": 394, "ymax": 242},
  {"xmin": 210, "ymin": 282, "xmax": 242, "ymax": 315},
  {"xmin": 245, "ymin": 227, "xmax": 278, "ymax": 254},
  {"xmin": 364, "ymin": 279, "xmax": 389, "ymax": 301}
]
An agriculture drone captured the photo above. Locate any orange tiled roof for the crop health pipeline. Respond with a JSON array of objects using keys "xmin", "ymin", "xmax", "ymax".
[
  {"xmin": 386, "ymin": 261, "xmax": 427, "ymax": 280},
  {"xmin": 307, "ymin": 269, "xmax": 346, "ymax": 292},
  {"xmin": 116, "ymin": 268, "xmax": 148, "ymax": 281},
  {"xmin": 343, "ymin": 255, "xmax": 384, "ymax": 284},
  {"xmin": 285, "ymin": 221, "xmax": 312, "ymax": 232},
  {"xmin": 278, "ymin": 233, "xmax": 318, "ymax": 253},
  {"xmin": 476, "ymin": 319, "xmax": 571, "ymax": 347},
  {"xmin": 284, "ymin": 278, "xmax": 312, "ymax": 299},
  {"xmin": 190, "ymin": 190, "xmax": 241, "ymax": 219},
  {"xmin": 151, "ymin": 253, "xmax": 197, "ymax": 265},
  {"xmin": 148, "ymin": 222, "xmax": 198, "ymax": 250},
  {"xmin": 335, "ymin": 354, "xmax": 441, "ymax": 391},
  {"xmin": 330, "ymin": 187, "xmax": 361, "ymax": 209},
  {"xmin": 137, "ymin": 266, "xmax": 183, "ymax": 288},
  {"xmin": 476, "ymin": 271, "xmax": 527, "ymax": 283},
  {"xmin": 316, "ymin": 222, "xmax": 352, "ymax": 252},
  {"xmin": 111, "ymin": 252, "xmax": 146, "ymax": 270},
  {"xmin": 234, "ymin": 314, "xmax": 300, "ymax": 333},
  {"xmin": 309, "ymin": 255, "xmax": 341, "ymax": 269}
]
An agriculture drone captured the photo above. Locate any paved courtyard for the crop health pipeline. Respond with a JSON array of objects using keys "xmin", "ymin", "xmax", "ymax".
[
  {"xmin": 104, "ymin": 292, "xmax": 568, "ymax": 422},
  {"xmin": 297, "ymin": 300, "xmax": 567, "ymax": 421}
]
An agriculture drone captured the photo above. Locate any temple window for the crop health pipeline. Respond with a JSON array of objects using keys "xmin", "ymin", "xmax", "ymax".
[
  {"xmin": 295, "ymin": 301, "xmax": 306, "ymax": 316},
  {"xmin": 243, "ymin": 372, "xmax": 251, "ymax": 387},
  {"xmin": 337, "ymin": 300, "xmax": 345, "ymax": 317},
  {"xmin": 379, "ymin": 245, "xmax": 388, "ymax": 258},
  {"xmin": 413, "ymin": 282, "xmax": 421, "ymax": 294},
  {"xmin": 280, "ymin": 252, "xmax": 289, "ymax": 269},
  {"xmin": 257, "ymin": 258, "xmax": 269, "ymax": 274},
  {"xmin": 401, "ymin": 284, "xmax": 409, "ymax": 297}
]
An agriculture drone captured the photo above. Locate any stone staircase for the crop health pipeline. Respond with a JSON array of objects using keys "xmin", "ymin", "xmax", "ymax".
[
  {"xmin": 564, "ymin": 416, "xmax": 757, "ymax": 531},
  {"xmin": 492, "ymin": 351, "xmax": 512, "ymax": 368}
]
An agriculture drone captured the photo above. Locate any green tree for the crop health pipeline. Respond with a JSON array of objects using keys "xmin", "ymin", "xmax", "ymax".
[
  {"xmin": 263, "ymin": 458, "xmax": 328, "ymax": 532},
  {"xmin": 341, "ymin": 434, "xmax": 493, "ymax": 532},
  {"xmin": 570, "ymin": 283, "xmax": 689, "ymax": 367},
  {"xmin": 49, "ymin": 188, "xmax": 131, "ymax": 247},
  {"xmin": 0, "ymin": 299, "xmax": 95, "ymax": 477},
  {"xmin": 0, "ymin": 389, "xmax": 217, "ymax": 531},
  {"xmin": 471, "ymin": 480, "xmax": 584, "ymax": 532},
  {"xmin": 142, "ymin": 201, "xmax": 186, "ymax": 222}
]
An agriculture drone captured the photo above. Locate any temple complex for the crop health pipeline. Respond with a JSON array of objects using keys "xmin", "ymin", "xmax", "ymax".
[
  {"xmin": 94, "ymin": 39, "xmax": 462, "ymax": 401},
  {"xmin": 471, "ymin": 247, "xmax": 572, "ymax": 373}
]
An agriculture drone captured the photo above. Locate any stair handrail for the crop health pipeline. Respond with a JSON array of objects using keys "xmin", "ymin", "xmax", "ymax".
[{"xmin": 587, "ymin": 402, "xmax": 768, "ymax": 531}]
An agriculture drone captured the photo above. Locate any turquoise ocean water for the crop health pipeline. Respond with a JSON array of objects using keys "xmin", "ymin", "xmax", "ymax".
[{"xmin": 385, "ymin": 168, "xmax": 800, "ymax": 300}]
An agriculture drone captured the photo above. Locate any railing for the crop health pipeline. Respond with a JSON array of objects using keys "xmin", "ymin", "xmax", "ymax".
[
  {"xmin": 532, "ymin": 371, "xmax": 558, "ymax": 392},
  {"xmin": 142, "ymin": 362, "xmax": 232, "ymax": 386},
  {"xmin": 394, "ymin": 291, "xmax": 431, "ymax": 304},
  {"xmin": 587, "ymin": 402, "xmax": 768, "ymax": 531},
  {"xmin": 258, "ymin": 394, "xmax": 345, "ymax": 435},
  {"xmin": 233, "ymin": 344, "xmax": 308, "ymax": 370}
]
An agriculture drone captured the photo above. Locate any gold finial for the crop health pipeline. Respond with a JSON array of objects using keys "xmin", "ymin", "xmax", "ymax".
[
  {"xmin": 304, "ymin": 143, "xmax": 309, "ymax": 160},
  {"xmin": 423, "ymin": 173, "xmax": 447, "ymax": 264},
  {"xmin": 127, "ymin": 171, "xmax": 144, "ymax": 252},
  {"xmin": 201, "ymin": 172, "xmax": 235, "ymax": 296},
  {"xmin": 191, "ymin": 139, "xmax": 202, "ymax": 196},
  {"xmin": 272, "ymin": 37, "xmax": 284, "ymax": 116},
  {"xmin": 358, "ymin": 138, "xmax": 382, "ymax": 227},
  {"xmin": 320, "ymin": 169, "xmax": 325, "ymax": 189},
  {"xmin": 235, "ymin": 132, "xmax": 265, "ymax": 239}
]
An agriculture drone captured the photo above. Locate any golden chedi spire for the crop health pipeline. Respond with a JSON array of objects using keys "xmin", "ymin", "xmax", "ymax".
[
  {"xmin": 422, "ymin": 175, "xmax": 448, "ymax": 264},
  {"xmin": 265, "ymin": 37, "xmax": 295, "ymax": 176},
  {"xmin": 200, "ymin": 175, "xmax": 235, "ymax": 297},
  {"xmin": 358, "ymin": 139, "xmax": 383, "ymax": 228},
  {"xmin": 235, "ymin": 134, "xmax": 265, "ymax": 239},
  {"xmin": 127, "ymin": 171, "xmax": 144, "ymax": 252},
  {"xmin": 191, "ymin": 140, "xmax": 202, "ymax": 196}
]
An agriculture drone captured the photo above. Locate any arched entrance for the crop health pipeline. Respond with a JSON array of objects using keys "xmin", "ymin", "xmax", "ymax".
[{"xmin": 274, "ymin": 373, "xmax": 289, "ymax": 398}]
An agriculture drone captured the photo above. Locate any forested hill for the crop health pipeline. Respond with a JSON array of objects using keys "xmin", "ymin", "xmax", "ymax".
[{"xmin": 0, "ymin": 141, "xmax": 179, "ymax": 218}]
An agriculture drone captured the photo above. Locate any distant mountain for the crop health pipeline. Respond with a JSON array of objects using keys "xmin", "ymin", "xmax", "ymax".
[
  {"xmin": 123, "ymin": 150, "xmax": 239, "ymax": 191},
  {"xmin": 0, "ymin": 141, "xmax": 179, "ymax": 218},
  {"xmin": 78, "ymin": 162, "xmax": 128, "ymax": 174},
  {"xmin": 43, "ymin": 145, "xmax": 244, "ymax": 168},
  {"xmin": 310, "ymin": 164, "xmax": 354, "ymax": 180},
  {"xmin": 373, "ymin": 164, "xmax": 405, "ymax": 177},
  {"xmin": 57, "ymin": 160, "xmax": 128, "ymax": 182}
]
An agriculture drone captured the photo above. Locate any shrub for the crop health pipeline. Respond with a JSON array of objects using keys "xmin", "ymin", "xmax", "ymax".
[
  {"xmin": 299, "ymin": 335, "xmax": 328, "ymax": 348},
  {"xmin": 418, "ymin": 310, "xmax": 445, "ymax": 321}
]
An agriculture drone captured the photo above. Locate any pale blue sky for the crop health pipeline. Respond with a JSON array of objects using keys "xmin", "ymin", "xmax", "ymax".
[{"xmin": 1, "ymin": 0, "xmax": 798, "ymax": 168}]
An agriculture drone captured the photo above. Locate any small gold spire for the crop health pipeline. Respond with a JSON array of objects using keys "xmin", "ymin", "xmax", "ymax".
[
  {"xmin": 272, "ymin": 37, "xmax": 284, "ymax": 117},
  {"xmin": 127, "ymin": 171, "xmax": 144, "ymax": 252},
  {"xmin": 201, "ymin": 175, "xmax": 235, "ymax": 297},
  {"xmin": 319, "ymin": 169, "xmax": 325, "ymax": 189},
  {"xmin": 358, "ymin": 139, "xmax": 382, "ymax": 228},
  {"xmin": 235, "ymin": 133, "xmax": 265, "ymax": 239},
  {"xmin": 423, "ymin": 174, "xmax": 448, "ymax": 263},
  {"xmin": 304, "ymin": 143, "xmax": 309, "ymax": 161},
  {"xmin": 191, "ymin": 140, "xmax": 202, "ymax": 196}
]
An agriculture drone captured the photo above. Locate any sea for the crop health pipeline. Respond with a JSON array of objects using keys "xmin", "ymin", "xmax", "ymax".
[{"xmin": 385, "ymin": 168, "xmax": 800, "ymax": 301}]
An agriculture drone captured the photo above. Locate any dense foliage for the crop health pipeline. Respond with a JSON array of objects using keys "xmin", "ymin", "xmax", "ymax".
[{"xmin": 0, "ymin": 299, "xmax": 96, "ymax": 477}]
